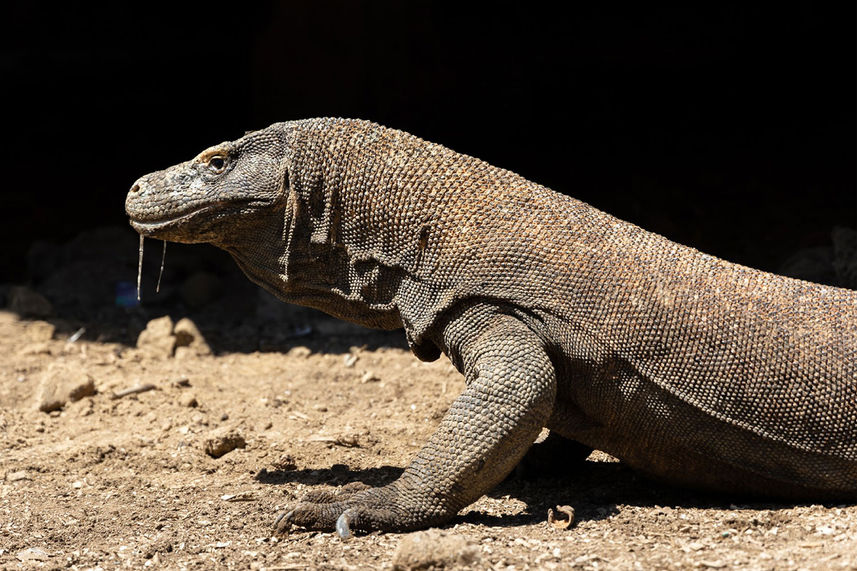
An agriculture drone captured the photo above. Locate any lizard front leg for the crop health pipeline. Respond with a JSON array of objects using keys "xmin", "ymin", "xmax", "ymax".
[{"xmin": 275, "ymin": 310, "xmax": 557, "ymax": 536}]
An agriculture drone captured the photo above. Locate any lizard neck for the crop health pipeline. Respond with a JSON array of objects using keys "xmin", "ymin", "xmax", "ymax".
[{"xmin": 221, "ymin": 191, "xmax": 405, "ymax": 331}]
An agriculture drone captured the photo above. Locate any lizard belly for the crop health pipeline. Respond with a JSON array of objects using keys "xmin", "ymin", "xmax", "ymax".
[{"xmin": 548, "ymin": 368, "xmax": 857, "ymax": 500}]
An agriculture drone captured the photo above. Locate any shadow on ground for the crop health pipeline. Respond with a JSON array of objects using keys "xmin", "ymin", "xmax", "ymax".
[{"xmin": 252, "ymin": 449, "xmax": 818, "ymax": 532}]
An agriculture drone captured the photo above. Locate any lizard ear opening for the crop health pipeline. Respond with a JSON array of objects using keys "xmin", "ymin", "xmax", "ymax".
[{"xmin": 283, "ymin": 168, "xmax": 290, "ymax": 191}]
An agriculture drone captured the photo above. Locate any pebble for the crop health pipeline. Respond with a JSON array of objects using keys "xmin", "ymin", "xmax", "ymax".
[
  {"xmin": 204, "ymin": 429, "xmax": 247, "ymax": 458},
  {"xmin": 360, "ymin": 371, "xmax": 380, "ymax": 383},
  {"xmin": 16, "ymin": 547, "xmax": 50, "ymax": 562}
]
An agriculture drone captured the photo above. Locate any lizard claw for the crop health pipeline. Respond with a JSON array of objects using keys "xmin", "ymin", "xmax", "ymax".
[
  {"xmin": 336, "ymin": 508, "xmax": 356, "ymax": 540},
  {"xmin": 273, "ymin": 509, "xmax": 295, "ymax": 534}
]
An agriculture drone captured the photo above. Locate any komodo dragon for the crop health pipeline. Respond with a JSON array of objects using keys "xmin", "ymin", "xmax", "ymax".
[{"xmin": 125, "ymin": 118, "xmax": 857, "ymax": 538}]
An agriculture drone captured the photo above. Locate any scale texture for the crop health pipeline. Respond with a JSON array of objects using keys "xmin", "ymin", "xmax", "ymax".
[{"xmin": 126, "ymin": 118, "xmax": 857, "ymax": 534}]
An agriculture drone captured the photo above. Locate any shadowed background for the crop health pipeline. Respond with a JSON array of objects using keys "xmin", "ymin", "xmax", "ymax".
[{"xmin": 2, "ymin": 3, "xmax": 854, "ymax": 318}]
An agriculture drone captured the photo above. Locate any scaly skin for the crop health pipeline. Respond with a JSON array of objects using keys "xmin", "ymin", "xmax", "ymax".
[{"xmin": 126, "ymin": 118, "xmax": 857, "ymax": 536}]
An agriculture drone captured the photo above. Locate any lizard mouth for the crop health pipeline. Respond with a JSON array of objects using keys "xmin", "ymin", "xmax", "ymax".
[
  {"xmin": 128, "ymin": 204, "xmax": 219, "ymax": 236},
  {"xmin": 128, "ymin": 199, "xmax": 272, "ymax": 237}
]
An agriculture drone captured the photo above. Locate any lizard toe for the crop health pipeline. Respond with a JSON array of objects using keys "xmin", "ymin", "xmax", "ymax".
[
  {"xmin": 272, "ymin": 509, "xmax": 294, "ymax": 534},
  {"xmin": 273, "ymin": 500, "xmax": 348, "ymax": 533},
  {"xmin": 273, "ymin": 485, "xmax": 414, "ymax": 535}
]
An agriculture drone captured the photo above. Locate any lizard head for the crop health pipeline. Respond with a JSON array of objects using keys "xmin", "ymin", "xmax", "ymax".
[{"xmin": 125, "ymin": 127, "xmax": 289, "ymax": 245}]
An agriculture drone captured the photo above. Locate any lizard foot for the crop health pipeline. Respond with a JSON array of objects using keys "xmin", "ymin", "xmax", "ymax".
[{"xmin": 274, "ymin": 483, "xmax": 405, "ymax": 539}]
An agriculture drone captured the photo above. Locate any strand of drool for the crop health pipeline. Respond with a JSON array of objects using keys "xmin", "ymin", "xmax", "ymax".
[
  {"xmin": 156, "ymin": 240, "xmax": 167, "ymax": 293},
  {"xmin": 137, "ymin": 234, "xmax": 145, "ymax": 302}
]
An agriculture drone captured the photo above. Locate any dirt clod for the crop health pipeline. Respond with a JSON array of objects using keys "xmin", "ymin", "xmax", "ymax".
[
  {"xmin": 37, "ymin": 368, "xmax": 96, "ymax": 412},
  {"xmin": 204, "ymin": 429, "xmax": 247, "ymax": 458},
  {"xmin": 137, "ymin": 315, "xmax": 176, "ymax": 358},
  {"xmin": 392, "ymin": 529, "xmax": 480, "ymax": 570}
]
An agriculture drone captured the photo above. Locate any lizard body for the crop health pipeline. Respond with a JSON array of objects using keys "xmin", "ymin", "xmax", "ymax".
[{"xmin": 126, "ymin": 118, "xmax": 857, "ymax": 536}]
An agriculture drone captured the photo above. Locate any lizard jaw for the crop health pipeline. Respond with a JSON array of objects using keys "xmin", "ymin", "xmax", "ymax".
[
  {"xmin": 128, "ymin": 198, "xmax": 274, "ymax": 243},
  {"xmin": 128, "ymin": 204, "xmax": 219, "ymax": 241}
]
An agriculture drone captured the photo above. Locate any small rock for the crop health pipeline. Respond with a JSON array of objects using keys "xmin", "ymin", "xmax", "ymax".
[
  {"xmin": 180, "ymin": 271, "xmax": 223, "ymax": 309},
  {"xmin": 204, "ymin": 429, "xmax": 246, "ymax": 458},
  {"xmin": 38, "ymin": 369, "xmax": 97, "ymax": 413},
  {"xmin": 221, "ymin": 492, "xmax": 254, "ymax": 502},
  {"xmin": 137, "ymin": 315, "xmax": 176, "ymax": 358},
  {"xmin": 392, "ymin": 529, "xmax": 480, "ymax": 570},
  {"xmin": 7, "ymin": 470, "xmax": 31, "ymax": 482},
  {"xmin": 173, "ymin": 317, "xmax": 212, "ymax": 356},
  {"xmin": 8, "ymin": 286, "xmax": 53, "ymax": 317},
  {"xmin": 179, "ymin": 394, "xmax": 199, "ymax": 408},
  {"xmin": 16, "ymin": 547, "xmax": 50, "ymax": 562},
  {"xmin": 360, "ymin": 371, "xmax": 380, "ymax": 383},
  {"xmin": 343, "ymin": 353, "xmax": 358, "ymax": 368},
  {"xmin": 287, "ymin": 346, "xmax": 311, "ymax": 358},
  {"xmin": 26, "ymin": 320, "xmax": 56, "ymax": 342}
]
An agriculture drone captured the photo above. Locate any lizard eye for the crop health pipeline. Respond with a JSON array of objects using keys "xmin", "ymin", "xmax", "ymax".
[{"xmin": 207, "ymin": 155, "xmax": 227, "ymax": 174}]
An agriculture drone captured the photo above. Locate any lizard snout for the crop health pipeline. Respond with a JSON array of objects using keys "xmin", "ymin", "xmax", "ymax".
[{"xmin": 125, "ymin": 175, "xmax": 161, "ymax": 228}]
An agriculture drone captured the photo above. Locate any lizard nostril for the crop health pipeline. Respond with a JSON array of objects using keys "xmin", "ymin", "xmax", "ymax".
[{"xmin": 130, "ymin": 183, "xmax": 140, "ymax": 193}]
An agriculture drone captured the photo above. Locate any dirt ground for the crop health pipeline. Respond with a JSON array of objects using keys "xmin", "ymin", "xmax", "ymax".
[{"xmin": 2, "ymin": 229, "xmax": 856, "ymax": 570}]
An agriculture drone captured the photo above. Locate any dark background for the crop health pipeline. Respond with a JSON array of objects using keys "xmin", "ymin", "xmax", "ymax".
[{"xmin": 3, "ymin": 3, "xmax": 855, "ymax": 283}]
